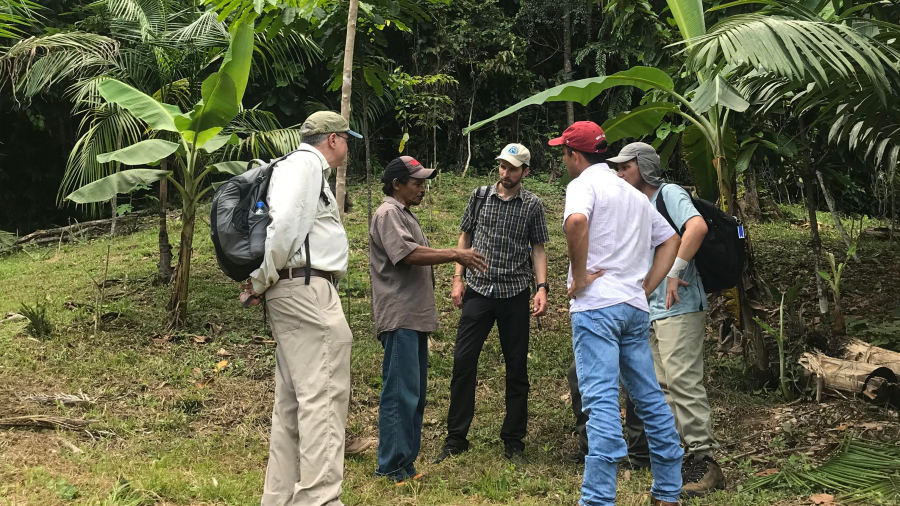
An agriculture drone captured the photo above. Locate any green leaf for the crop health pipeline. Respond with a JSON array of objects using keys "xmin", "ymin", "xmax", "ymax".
[
  {"xmin": 220, "ymin": 22, "xmax": 254, "ymax": 102},
  {"xmin": 98, "ymin": 80, "xmax": 182, "ymax": 133},
  {"xmin": 96, "ymin": 140, "xmax": 180, "ymax": 165},
  {"xmin": 735, "ymin": 144, "xmax": 758, "ymax": 175},
  {"xmin": 659, "ymin": 132, "xmax": 681, "ymax": 169},
  {"xmin": 364, "ymin": 66, "xmax": 384, "ymax": 96},
  {"xmin": 682, "ymin": 125, "xmax": 736, "ymax": 201},
  {"xmin": 66, "ymin": 169, "xmax": 171, "ymax": 204},
  {"xmin": 817, "ymin": 270, "xmax": 832, "ymax": 282},
  {"xmin": 201, "ymin": 133, "xmax": 240, "ymax": 154},
  {"xmin": 601, "ymin": 102, "xmax": 680, "ymax": 144},
  {"xmin": 209, "ymin": 161, "xmax": 249, "ymax": 175},
  {"xmin": 399, "ymin": 132, "xmax": 409, "ymax": 153},
  {"xmin": 784, "ymin": 283, "xmax": 803, "ymax": 305},
  {"xmin": 666, "ymin": 0, "xmax": 706, "ymax": 41},
  {"xmin": 753, "ymin": 316, "xmax": 780, "ymax": 338},
  {"xmin": 463, "ymin": 67, "xmax": 675, "ymax": 135},
  {"xmin": 691, "ymin": 75, "xmax": 749, "ymax": 113}
]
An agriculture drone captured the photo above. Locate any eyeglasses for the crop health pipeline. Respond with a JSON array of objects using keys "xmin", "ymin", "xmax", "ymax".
[{"xmin": 335, "ymin": 133, "xmax": 350, "ymax": 141}]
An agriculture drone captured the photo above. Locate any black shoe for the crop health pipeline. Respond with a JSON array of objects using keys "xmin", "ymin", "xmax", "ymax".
[
  {"xmin": 504, "ymin": 446, "xmax": 529, "ymax": 466},
  {"xmin": 432, "ymin": 445, "xmax": 464, "ymax": 464}
]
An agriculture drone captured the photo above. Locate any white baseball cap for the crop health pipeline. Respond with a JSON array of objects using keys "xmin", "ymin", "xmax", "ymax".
[{"xmin": 496, "ymin": 143, "xmax": 531, "ymax": 167}]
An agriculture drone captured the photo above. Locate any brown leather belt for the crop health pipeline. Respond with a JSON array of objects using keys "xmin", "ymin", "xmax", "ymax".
[{"xmin": 277, "ymin": 266, "xmax": 336, "ymax": 285}]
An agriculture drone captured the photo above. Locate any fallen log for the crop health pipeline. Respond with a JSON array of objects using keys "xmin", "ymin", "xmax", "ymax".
[
  {"xmin": 842, "ymin": 338, "xmax": 900, "ymax": 376},
  {"xmin": 801, "ymin": 353, "xmax": 900, "ymax": 407},
  {"xmin": 863, "ymin": 227, "xmax": 900, "ymax": 240}
]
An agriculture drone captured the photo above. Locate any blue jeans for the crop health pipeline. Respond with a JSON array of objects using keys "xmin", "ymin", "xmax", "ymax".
[
  {"xmin": 572, "ymin": 304, "xmax": 683, "ymax": 505},
  {"xmin": 375, "ymin": 329, "xmax": 428, "ymax": 481}
]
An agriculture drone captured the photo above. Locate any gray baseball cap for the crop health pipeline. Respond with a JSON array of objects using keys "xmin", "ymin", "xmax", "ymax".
[{"xmin": 607, "ymin": 142, "xmax": 663, "ymax": 186}]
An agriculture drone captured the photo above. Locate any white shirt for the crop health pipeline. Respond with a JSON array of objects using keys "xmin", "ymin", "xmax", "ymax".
[
  {"xmin": 563, "ymin": 163, "xmax": 675, "ymax": 313},
  {"xmin": 250, "ymin": 144, "xmax": 350, "ymax": 294}
]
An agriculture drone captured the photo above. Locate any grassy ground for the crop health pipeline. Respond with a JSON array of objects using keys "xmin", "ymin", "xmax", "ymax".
[{"xmin": 2, "ymin": 172, "xmax": 899, "ymax": 506}]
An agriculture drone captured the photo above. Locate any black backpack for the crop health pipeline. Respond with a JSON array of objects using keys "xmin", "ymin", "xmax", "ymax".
[
  {"xmin": 210, "ymin": 147, "xmax": 325, "ymax": 283},
  {"xmin": 655, "ymin": 183, "xmax": 746, "ymax": 293}
]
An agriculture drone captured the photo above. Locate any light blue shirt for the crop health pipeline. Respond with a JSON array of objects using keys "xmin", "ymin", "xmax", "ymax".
[{"xmin": 648, "ymin": 184, "xmax": 708, "ymax": 322}]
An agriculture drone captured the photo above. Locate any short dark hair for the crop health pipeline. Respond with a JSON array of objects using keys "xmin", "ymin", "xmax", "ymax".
[
  {"xmin": 564, "ymin": 142, "xmax": 610, "ymax": 165},
  {"xmin": 382, "ymin": 175, "xmax": 411, "ymax": 196}
]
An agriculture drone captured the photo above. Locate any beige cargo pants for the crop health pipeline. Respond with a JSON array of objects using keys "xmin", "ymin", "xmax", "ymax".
[
  {"xmin": 261, "ymin": 277, "xmax": 352, "ymax": 506},
  {"xmin": 649, "ymin": 310, "xmax": 719, "ymax": 457}
]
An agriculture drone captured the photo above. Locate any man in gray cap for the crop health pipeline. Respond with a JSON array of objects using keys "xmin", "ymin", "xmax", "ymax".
[
  {"xmin": 241, "ymin": 110, "xmax": 360, "ymax": 506},
  {"xmin": 610, "ymin": 141, "xmax": 725, "ymax": 496}
]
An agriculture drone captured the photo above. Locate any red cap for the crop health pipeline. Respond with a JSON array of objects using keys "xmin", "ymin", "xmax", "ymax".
[{"xmin": 548, "ymin": 121, "xmax": 608, "ymax": 153}]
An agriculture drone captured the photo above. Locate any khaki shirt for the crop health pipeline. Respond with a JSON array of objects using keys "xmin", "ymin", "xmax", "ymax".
[
  {"xmin": 249, "ymin": 144, "xmax": 350, "ymax": 294},
  {"xmin": 369, "ymin": 197, "xmax": 439, "ymax": 337}
]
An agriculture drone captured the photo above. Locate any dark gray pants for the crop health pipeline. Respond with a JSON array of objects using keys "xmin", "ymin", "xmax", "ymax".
[{"xmin": 567, "ymin": 359, "xmax": 651, "ymax": 468}]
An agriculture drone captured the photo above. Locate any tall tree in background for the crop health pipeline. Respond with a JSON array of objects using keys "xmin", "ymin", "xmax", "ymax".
[{"xmin": 335, "ymin": 0, "xmax": 359, "ymax": 219}]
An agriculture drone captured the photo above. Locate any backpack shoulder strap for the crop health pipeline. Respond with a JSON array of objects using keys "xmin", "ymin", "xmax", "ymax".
[
  {"xmin": 655, "ymin": 183, "xmax": 683, "ymax": 236},
  {"xmin": 470, "ymin": 185, "xmax": 490, "ymax": 234}
]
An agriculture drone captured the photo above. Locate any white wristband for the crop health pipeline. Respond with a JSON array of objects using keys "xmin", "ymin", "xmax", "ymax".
[{"xmin": 667, "ymin": 257, "xmax": 688, "ymax": 279}]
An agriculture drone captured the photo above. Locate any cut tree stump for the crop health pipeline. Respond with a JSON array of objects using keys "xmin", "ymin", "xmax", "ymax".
[
  {"xmin": 800, "ymin": 353, "xmax": 883, "ymax": 397},
  {"xmin": 842, "ymin": 338, "xmax": 900, "ymax": 376}
]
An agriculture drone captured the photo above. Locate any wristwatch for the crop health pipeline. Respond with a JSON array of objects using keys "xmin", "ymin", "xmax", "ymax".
[{"xmin": 536, "ymin": 282, "xmax": 550, "ymax": 294}]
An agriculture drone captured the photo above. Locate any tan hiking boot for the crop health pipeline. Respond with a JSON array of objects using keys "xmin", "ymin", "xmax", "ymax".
[
  {"xmin": 345, "ymin": 435, "xmax": 375, "ymax": 455},
  {"xmin": 651, "ymin": 498, "xmax": 679, "ymax": 506},
  {"xmin": 681, "ymin": 455, "xmax": 726, "ymax": 497}
]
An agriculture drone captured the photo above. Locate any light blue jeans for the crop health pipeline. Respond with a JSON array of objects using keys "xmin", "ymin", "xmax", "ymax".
[{"xmin": 572, "ymin": 303, "xmax": 683, "ymax": 505}]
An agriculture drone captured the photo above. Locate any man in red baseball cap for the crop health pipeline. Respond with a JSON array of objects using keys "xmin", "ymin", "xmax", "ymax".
[{"xmin": 552, "ymin": 121, "xmax": 685, "ymax": 506}]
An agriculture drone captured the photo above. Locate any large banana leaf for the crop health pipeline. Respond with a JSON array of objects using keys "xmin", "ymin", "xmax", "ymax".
[
  {"xmin": 208, "ymin": 161, "xmax": 248, "ymax": 175},
  {"xmin": 601, "ymin": 102, "xmax": 681, "ymax": 143},
  {"xmin": 66, "ymin": 169, "xmax": 171, "ymax": 204},
  {"xmin": 691, "ymin": 75, "xmax": 749, "ymax": 112},
  {"xmin": 463, "ymin": 67, "xmax": 674, "ymax": 135},
  {"xmin": 666, "ymin": 0, "xmax": 707, "ymax": 41},
  {"xmin": 682, "ymin": 124, "xmax": 736, "ymax": 201},
  {"xmin": 98, "ymin": 80, "xmax": 182, "ymax": 132},
  {"xmin": 175, "ymin": 22, "xmax": 255, "ymax": 147},
  {"xmin": 96, "ymin": 139, "xmax": 180, "ymax": 165}
]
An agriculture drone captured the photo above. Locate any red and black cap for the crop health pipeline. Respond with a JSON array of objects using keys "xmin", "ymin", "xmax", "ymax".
[
  {"xmin": 548, "ymin": 121, "xmax": 608, "ymax": 153},
  {"xmin": 381, "ymin": 156, "xmax": 436, "ymax": 183}
]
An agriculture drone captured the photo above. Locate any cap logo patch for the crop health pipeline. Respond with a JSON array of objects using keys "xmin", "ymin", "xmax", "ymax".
[
  {"xmin": 508, "ymin": 146, "xmax": 518, "ymax": 154},
  {"xmin": 408, "ymin": 158, "xmax": 420, "ymax": 166}
]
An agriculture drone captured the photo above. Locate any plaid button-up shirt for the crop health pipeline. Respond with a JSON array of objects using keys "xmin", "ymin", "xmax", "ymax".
[{"xmin": 460, "ymin": 184, "xmax": 550, "ymax": 299}]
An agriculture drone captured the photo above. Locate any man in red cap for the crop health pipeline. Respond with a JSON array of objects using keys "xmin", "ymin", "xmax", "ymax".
[
  {"xmin": 553, "ymin": 122, "xmax": 684, "ymax": 506},
  {"xmin": 369, "ymin": 156, "xmax": 487, "ymax": 483}
]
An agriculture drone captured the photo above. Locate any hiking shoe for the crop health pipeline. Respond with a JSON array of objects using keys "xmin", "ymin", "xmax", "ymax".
[
  {"xmin": 681, "ymin": 455, "xmax": 726, "ymax": 497},
  {"xmin": 432, "ymin": 445, "xmax": 464, "ymax": 464},
  {"xmin": 651, "ymin": 498, "xmax": 679, "ymax": 506},
  {"xmin": 345, "ymin": 435, "xmax": 375, "ymax": 455},
  {"xmin": 504, "ymin": 446, "xmax": 529, "ymax": 466}
]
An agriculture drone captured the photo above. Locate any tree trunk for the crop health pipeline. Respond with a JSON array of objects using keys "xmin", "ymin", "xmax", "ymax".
[
  {"xmin": 167, "ymin": 197, "xmax": 196, "ymax": 329},
  {"xmin": 816, "ymin": 170, "xmax": 859, "ymax": 263},
  {"xmin": 739, "ymin": 164, "xmax": 762, "ymax": 223},
  {"xmin": 563, "ymin": 12, "xmax": 574, "ymax": 126},
  {"xmin": 799, "ymin": 353, "xmax": 885, "ymax": 397},
  {"xmin": 843, "ymin": 338, "xmax": 900, "ymax": 375},
  {"xmin": 335, "ymin": 0, "xmax": 360, "ymax": 220},
  {"xmin": 157, "ymin": 162, "xmax": 173, "ymax": 285},
  {"xmin": 462, "ymin": 83, "xmax": 476, "ymax": 177},
  {"xmin": 110, "ymin": 195, "xmax": 118, "ymax": 236},
  {"xmin": 801, "ymin": 164, "xmax": 828, "ymax": 315}
]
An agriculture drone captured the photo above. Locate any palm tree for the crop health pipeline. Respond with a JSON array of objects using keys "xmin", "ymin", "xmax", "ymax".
[{"xmin": 0, "ymin": 0, "xmax": 39, "ymax": 39}]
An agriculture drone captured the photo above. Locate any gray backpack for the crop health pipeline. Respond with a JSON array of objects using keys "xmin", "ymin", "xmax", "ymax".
[{"xmin": 210, "ymin": 147, "xmax": 325, "ymax": 283}]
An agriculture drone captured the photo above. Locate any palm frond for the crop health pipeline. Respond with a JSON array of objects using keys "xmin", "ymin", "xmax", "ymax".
[
  {"xmin": 684, "ymin": 12, "xmax": 900, "ymax": 102},
  {"xmin": 222, "ymin": 109, "xmax": 303, "ymax": 160},
  {"xmin": 102, "ymin": 0, "xmax": 168, "ymax": 39},
  {"xmin": 0, "ymin": 32, "xmax": 119, "ymax": 96},
  {"xmin": 0, "ymin": 0, "xmax": 42, "ymax": 38},
  {"xmin": 163, "ymin": 10, "xmax": 228, "ymax": 47},
  {"xmin": 60, "ymin": 104, "xmax": 147, "ymax": 211}
]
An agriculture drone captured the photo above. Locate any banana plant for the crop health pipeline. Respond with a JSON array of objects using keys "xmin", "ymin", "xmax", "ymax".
[
  {"xmin": 754, "ymin": 283, "xmax": 801, "ymax": 401},
  {"xmin": 817, "ymin": 244, "xmax": 857, "ymax": 336},
  {"xmin": 64, "ymin": 22, "xmax": 255, "ymax": 328}
]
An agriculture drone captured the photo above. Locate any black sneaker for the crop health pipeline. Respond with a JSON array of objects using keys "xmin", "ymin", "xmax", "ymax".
[
  {"xmin": 564, "ymin": 450, "xmax": 585, "ymax": 464},
  {"xmin": 432, "ymin": 445, "xmax": 464, "ymax": 464},
  {"xmin": 504, "ymin": 446, "xmax": 529, "ymax": 466}
]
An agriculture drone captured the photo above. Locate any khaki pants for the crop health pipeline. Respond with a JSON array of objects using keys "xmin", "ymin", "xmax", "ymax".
[
  {"xmin": 262, "ymin": 277, "xmax": 352, "ymax": 506},
  {"xmin": 649, "ymin": 310, "xmax": 718, "ymax": 457}
]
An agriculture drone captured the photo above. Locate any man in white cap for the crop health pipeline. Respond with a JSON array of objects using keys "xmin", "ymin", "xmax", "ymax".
[
  {"xmin": 610, "ymin": 141, "xmax": 725, "ymax": 497},
  {"xmin": 434, "ymin": 143, "xmax": 550, "ymax": 465}
]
